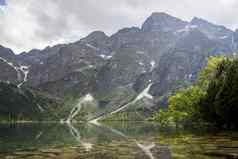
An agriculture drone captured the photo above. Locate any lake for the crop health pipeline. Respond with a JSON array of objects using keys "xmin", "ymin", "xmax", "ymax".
[{"xmin": 0, "ymin": 122, "xmax": 238, "ymax": 159}]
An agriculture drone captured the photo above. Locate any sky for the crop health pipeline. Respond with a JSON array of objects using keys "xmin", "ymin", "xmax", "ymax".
[{"xmin": 0, "ymin": 0, "xmax": 238, "ymax": 54}]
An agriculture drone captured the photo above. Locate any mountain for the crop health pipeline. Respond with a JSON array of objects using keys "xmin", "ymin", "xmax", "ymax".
[
  {"xmin": 0, "ymin": 82, "xmax": 63, "ymax": 121},
  {"xmin": 0, "ymin": 12, "xmax": 238, "ymax": 121}
]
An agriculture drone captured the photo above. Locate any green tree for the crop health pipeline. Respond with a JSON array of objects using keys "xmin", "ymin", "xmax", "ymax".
[
  {"xmin": 198, "ymin": 56, "xmax": 226, "ymax": 90},
  {"xmin": 199, "ymin": 58, "xmax": 238, "ymax": 129},
  {"xmin": 151, "ymin": 86, "xmax": 205, "ymax": 125}
]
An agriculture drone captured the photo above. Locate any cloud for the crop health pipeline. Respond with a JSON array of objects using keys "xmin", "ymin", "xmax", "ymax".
[
  {"xmin": 0, "ymin": 0, "xmax": 6, "ymax": 6},
  {"xmin": 0, "ymin": 0, "xmax": 238, "ymax": 53}
]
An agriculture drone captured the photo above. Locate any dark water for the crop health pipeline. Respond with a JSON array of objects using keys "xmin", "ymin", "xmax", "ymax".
[{"xmin": 0, "ymin": 122, "xmax": 238, "ymax": 159}]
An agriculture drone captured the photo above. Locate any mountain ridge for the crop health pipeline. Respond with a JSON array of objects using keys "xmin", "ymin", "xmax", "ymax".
[{"xmin": 0, "ymin": 12, "xmax": 238, "ymax": 121}]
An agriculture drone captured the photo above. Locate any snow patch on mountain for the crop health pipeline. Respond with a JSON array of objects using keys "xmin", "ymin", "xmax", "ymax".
[
  {"xmin": 86, "ymin": 44, "xmax": 99, "ymax": 50},
  {"xmin": 109, "ymin": 83, "xmax": 153, "ymax": 115},
  {"xmin": 99, "ymin": 54, "xmax": 112, "ymax": 59},
  {"xmin": 219, "ymin": 36, "xmax": 228, "ymax": 39},
  {"xmin": 136, "ymin": 51, "xmax": 145, "ymax": 54},
  {"xmin": 18, "ymin": 65, "xmax": 30, "ymax": 87},
  {"xmin": 176, "ymin": 25, "xmax": 198, "ymax": 33},
  {"xmin": 66, "ymin": 93, "xmax": 94, "ymax": 123},
  {"xmin": 37, "ymin": 104, "xmax": 45, "ymax": 112},
  {"xmin": 150, "ymin": 60, "xmax": 155, "ymax": 71},
  {"xmin": 0, "ymin": 57, "xmax": 30, "ymax": 87}
]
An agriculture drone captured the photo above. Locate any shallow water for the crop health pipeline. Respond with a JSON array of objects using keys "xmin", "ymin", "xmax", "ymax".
[{"xmin": 0, "ymin": 122, "xmax": 238, "ymax": 159}]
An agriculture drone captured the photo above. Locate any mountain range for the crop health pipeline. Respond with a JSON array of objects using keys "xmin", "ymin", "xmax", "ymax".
[{"xmin": 1, "ymin": 12, "xmax": 238, "ymax": 121}]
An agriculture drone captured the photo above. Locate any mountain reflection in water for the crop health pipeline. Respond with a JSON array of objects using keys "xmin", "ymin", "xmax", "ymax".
[{"xmin": 0, "ymin": 122, "xmax": 237, "ymax": 159}]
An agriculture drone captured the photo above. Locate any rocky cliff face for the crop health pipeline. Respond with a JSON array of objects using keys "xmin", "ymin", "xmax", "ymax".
[
  {"xmin": 233, "ymin": 29, "xmax": 238, "ymax": 52},
  {"xmin": 0, "ymin": 45, "xmax": 15, "ymax": 59},
  {"xmin": 27, "ymin": 43, "xmax": 105, "ymax": 86},
  {"xmin": 150, "ymin": 30, "xmax": 214, "ymax": 96},
  {"xmin": 0, "ymin": 12, "xmax": 237, "ymax": 113},
  {"xmin": 0, "ymin": 45, "xmax": 26, "ymax": 84},
  {"xmin": 95, "ymin": 47, "xmax": 151, "ymax": 92}
]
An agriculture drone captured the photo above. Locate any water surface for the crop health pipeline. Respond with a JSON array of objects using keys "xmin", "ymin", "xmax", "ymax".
[{"xmin": 0, "ymin": 122, "xmax": 238, "ymax": 159}]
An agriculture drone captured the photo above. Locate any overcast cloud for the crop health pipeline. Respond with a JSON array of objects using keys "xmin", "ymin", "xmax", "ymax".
[{"xmin": 0, "ymin": 0, "xmax": 238, "ymax": 53}]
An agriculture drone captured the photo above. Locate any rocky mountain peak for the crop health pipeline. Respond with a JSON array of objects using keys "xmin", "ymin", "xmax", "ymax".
[
  {"xmin": 81, "ymin": 31, "xmax": 108, "ymax": 43},
  {"xmin": 190, "ymin": 17, "xmax": 206, "ymax": 25},
  {"xmin": 0, "ymin": 45, "xmax": 15, "ymax": 58},
  {"xmin": 117, "ymin": 27, "xmax": 141, "ymax": 34},
  {"xmin": 190, "ymin": 17, "xmax": 224, "ymax": 30},
  {"xmin": 141, "ymin": 12, "xmax": 188, "ymax": 32},
  {"xmin": 77, "ymin": 30, "xmax": 111, "ymax": 55},
  {"xmin": 190, "ymin": 17, "xmax": 233, "ymax": 39},
  {"xmin": 149, "ymin": 12, "xmax": 175, "ymax": 20}
]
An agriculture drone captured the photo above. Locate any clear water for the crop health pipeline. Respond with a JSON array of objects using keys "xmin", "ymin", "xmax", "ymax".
[{"xmin": 0, "ymin": 122, "xmax": 238, "ymax": 159}]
